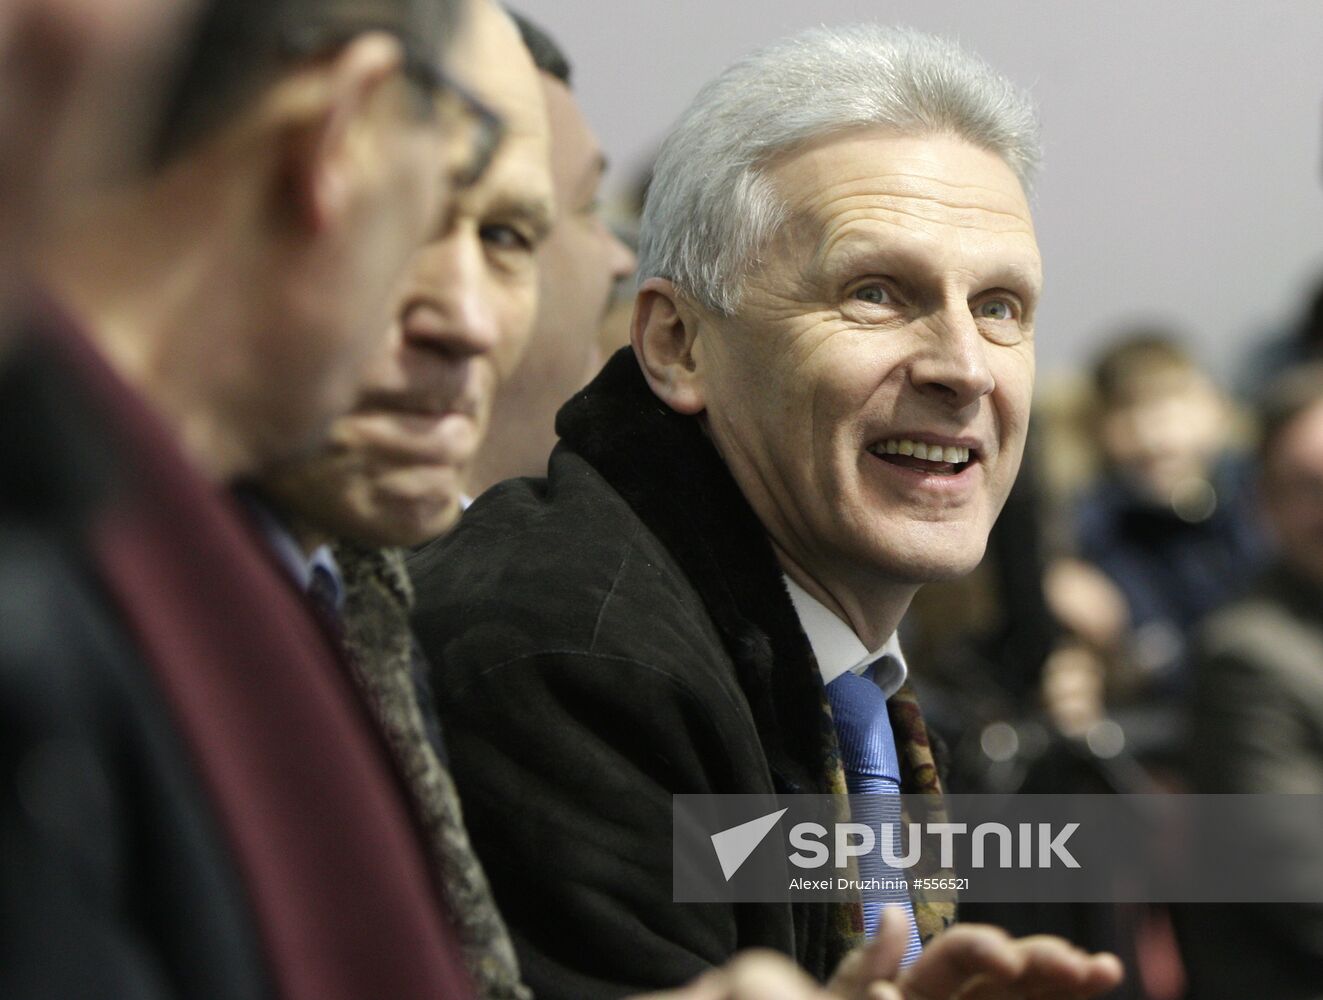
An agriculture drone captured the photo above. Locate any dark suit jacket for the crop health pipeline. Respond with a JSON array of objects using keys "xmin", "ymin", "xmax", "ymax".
[
  {"xmin": 1184, "ymin": 566, "xmax": 1323, "ymax": 999},
  {"xmin": 409, "ymin": 349, "xmax": 949, "ymax": 1000},
  {"xmin": 0, "ymin": 331, "xmax": 266, "ymax": 999}
]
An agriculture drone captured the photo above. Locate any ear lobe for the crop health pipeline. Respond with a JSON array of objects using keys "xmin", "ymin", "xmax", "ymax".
[
  {"xmin": 631, "ymin": 277, "xmax": 706, "ymax": 415},
  {"xmin": 278, "ymin": 32, "xmax": 406, "ymax": 235}
]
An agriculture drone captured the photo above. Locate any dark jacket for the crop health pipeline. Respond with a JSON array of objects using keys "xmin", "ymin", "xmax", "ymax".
[
  {"xmin": 1076, "ymin": 459, "xmax": 1266, "ymax": 695},
  {"xmin": 1182, "ymin": 565, "xmax": 1323, "ymax": 999},
  {"xmin": 410, "ymin": 349, "xmax": 949, "ymax": 1000},
  {"xmin": 0, "ymin": 329, "xmax": 266, "ymax": 999}
]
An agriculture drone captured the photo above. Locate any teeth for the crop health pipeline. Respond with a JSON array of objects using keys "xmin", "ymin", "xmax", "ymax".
[{"xmin": 871, "ymin": 439, "xmax": 971, "ymax": 464}]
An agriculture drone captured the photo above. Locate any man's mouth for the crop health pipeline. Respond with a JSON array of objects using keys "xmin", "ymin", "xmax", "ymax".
[
  {"xmin": 866, "ymin": 438, "xmax": 976, "ymax": 476},
  {"xmin": 356, "ymin": 389, "xmax": 477, "ymax": 422}
]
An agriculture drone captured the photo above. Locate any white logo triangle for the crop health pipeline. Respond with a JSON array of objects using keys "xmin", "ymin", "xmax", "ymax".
[{"xmin": 710, "ymin": 808, "xmax": 789, "ymax": 881}]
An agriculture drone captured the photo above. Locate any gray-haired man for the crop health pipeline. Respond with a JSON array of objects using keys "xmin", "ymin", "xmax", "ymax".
[{"xmin": 412, "ymin": 23, "xmax": 1121, "ymax": 1000}]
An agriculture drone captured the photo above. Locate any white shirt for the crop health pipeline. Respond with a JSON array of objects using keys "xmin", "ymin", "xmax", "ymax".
[{"xmin": 783, "ymin": 575, "xmax": 907, "ymax": 697}]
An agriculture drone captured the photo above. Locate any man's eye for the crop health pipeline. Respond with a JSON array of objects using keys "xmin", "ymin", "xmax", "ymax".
[
  {"xmin": 852, "ymin": 284, "xmax": 890, "ymax": 305},
  {"xmin": 480, "ymin": 224, "xmax": 532, "ymax": 252},
  {"xmin": 976, "ymin": 299, "xmax": 1014, "ymax": 321}
]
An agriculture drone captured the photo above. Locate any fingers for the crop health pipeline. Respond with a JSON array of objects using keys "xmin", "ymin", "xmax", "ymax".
[
  {"xmin": 896, "ymin": 924, "xmax": 1024, "ymax": 998},
  {"xmin": 630, "ymin": 932, "xmax": 1123, "ymax": 1000},
  {"xmin": 981, "ymin": 936, "xmax": 1123, "ymax": 1000},
  {"xmin": 897, "ymin": 926, "xmax": 1124, "ymax": 1000},
  {"xmin": 827, "ymin": 906, "xmax": 910, "ymax": 998}
]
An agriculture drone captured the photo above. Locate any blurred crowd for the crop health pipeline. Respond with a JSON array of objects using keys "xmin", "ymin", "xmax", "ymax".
[{"xmin": 3, "ymin": 1, "xmax": 1322, "ymax": 1000}]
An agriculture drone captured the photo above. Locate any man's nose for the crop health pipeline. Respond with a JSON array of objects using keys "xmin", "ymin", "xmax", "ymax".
[
  {"xmin": 909, "ymin": 304, "xmax": 997, "ymax": 410},
  {"xmin": 408, "ymin": 241, "xmax": 501, "ymax": 359},
  {"xmin": 608, "ymin": 228, "xmax": 637, "ymax": 280}
]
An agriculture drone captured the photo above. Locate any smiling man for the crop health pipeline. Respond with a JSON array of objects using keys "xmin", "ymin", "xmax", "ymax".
[{"xmin": 411, "ymin": 23, "xmax": 1117, "ymax": 1000}]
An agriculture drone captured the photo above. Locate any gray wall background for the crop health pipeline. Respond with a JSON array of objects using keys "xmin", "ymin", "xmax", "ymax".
[{"xmin": 511, "ymin": 0, "xmax": 1323, "ymax": 383}]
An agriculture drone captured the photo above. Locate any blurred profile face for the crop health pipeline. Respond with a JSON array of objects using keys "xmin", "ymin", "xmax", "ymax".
[
  {"xmin": 1097, "ymin": 369, "xmax": 1226, "ymax": 503},
  {"xmin": 265, "ymin": 2, "xmax": 552, "ymax": 545},
  {"xmin": 0, "ymin": 0, "xmax": 192, "ymax": 322},
  {"xmin": 696, "ymin": 131, "xmax": 1040, "ymax": 601},
  {"xmin": 244, "ymin": 7, "xmax": 491, "ymax": 470},
  {"xmin": 473, "ymin": 74, "xmax": 636, "ymax": 487},
  {"xmin": 1262, "ymin": 398, "xmax": 1323, "ymax": 587}
]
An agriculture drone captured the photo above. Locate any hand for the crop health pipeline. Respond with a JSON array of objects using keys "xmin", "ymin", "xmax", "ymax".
[
  {"xmin": 631, "ymin": 951, "xmax": 834, "ymax": 1000},
  {"xmin": 829, "ymin": 908, "xmax": 1123, "ymax": 1000},
  {"xmin": 896, "ymin": 923, "xmax": 1123, "ymax": 999}
]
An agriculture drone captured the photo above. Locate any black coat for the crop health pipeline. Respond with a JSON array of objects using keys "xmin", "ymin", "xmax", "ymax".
[{"xmin": 410, "ymin": 349, "xmax": 949, "ymax": 1000}]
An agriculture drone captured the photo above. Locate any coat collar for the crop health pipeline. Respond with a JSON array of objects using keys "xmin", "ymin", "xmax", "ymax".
[{"xmin": 557, "ymin": 348, "xmax": 839, "ymax": 796}]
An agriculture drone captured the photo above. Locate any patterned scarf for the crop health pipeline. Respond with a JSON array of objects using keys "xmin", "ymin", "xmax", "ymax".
[{"xmin": 333, "ymin": 542, "xmax": 532, "ymax": 1000}]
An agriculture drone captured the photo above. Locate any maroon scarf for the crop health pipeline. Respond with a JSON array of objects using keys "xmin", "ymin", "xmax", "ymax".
[{"xmin": 50, "ymin": 314, "xmax": 472, "ymax": 1000}]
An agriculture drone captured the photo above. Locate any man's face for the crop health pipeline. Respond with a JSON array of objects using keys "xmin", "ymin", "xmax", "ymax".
[
  {"xmin": 1263, "ymin": 399, "xmax": 1323, "ymax": 587},
  {"xmin": 266, "ymin": 3, "xmax": 552, "ymax": 545},
  {"xmin": 473, "ymin": 75, "xmax": 636, "ymax": 487},
  {"xmin": 697, "ymin": 131, "xmax": 1041, "ymax": 601}
]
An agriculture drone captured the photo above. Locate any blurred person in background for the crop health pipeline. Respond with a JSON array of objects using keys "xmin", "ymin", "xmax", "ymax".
[
  {"xmin": 7, "ymin": 0, "xmax": 484, "ymax": 995},
  {"xmin": 1184, "ymin": 362, "xmax": 1323, "ymax": 1000},
  {"xmin": 466, "ymin": 10, "xmax": 636, "ymax": 494},
  {"xmin": 1073, "ymin": 331, "xmax": 1265, "ymax": 719},
  {"xmin": 1237, "ymin": 275, "xmax": 1323, "ymax": 402}
]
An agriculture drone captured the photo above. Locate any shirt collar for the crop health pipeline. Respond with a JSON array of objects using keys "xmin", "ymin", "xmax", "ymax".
[
  {"xmin": 783, "ymin": 575, "xmax": 908, "ymax": 698},
  {"xmin": 237, "ymin": 491, "xmax": 345, "ymax": 611}
]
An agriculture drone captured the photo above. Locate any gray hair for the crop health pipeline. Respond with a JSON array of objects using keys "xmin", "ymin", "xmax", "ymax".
[{"xmin": 637, "ymin": 24, "xmax": 1041, "ymax": 315}]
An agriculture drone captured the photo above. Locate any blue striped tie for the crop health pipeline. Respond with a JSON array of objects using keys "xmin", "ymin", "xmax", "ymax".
[{"xmin": 826, "ymin": 663, "xmax": 923, "ymax": 966}]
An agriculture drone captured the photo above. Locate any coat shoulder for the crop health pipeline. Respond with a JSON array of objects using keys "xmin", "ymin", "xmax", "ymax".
[{"xmin": 408, "ymin": 450, "xmax": 731, "ymax": 692}]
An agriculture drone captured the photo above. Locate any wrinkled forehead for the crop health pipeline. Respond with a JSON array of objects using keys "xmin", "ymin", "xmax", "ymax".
[
  {"xmin": 776, "ymin": 130, "xmax": 1032, "ymax": 231},
  {"xmin": 758, "ymin": 129, "xmax": 1041, "ymax": 293}
]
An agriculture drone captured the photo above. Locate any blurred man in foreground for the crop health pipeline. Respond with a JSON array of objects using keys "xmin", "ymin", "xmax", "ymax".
[
  {"xmin": 412, "ymin": 22, "xmax": 1122, "ymax": 1000},
  {"xmin": 10, "ymin": 0, "xmax": 480, "ymax": 995},
  {"xmin": 0, "ymin": 0, "xmax": 195, "ymax": 327}
]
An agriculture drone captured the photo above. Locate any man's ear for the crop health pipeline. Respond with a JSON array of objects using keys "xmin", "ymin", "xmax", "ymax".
[
  {"xmin": 632, "ymin": 277, "xmax": 706, "ymax": 415},
  {"xmin": 279, "ymin": 32, "xmax": 406, "ymax": 235}
]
